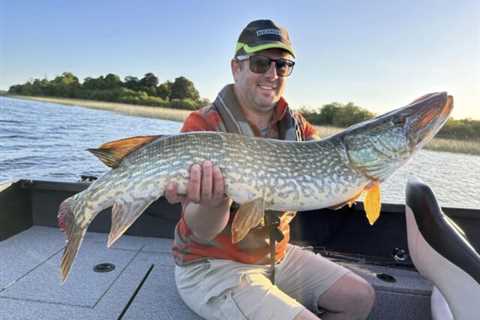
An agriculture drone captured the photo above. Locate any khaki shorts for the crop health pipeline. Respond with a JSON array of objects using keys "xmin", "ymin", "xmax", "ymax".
[{"xmin": 175, "ymin": 244, "xmax": 350, "ymax": 320}]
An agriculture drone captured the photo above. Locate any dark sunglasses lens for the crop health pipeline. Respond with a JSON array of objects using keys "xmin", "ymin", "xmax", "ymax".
[
  {"xmin": 249, "ymin": 56, "xmax": 271, "ymax": 73},
  {"xmin": 275, "ymin": 60, "xmax": 291, "ymax": 76}
]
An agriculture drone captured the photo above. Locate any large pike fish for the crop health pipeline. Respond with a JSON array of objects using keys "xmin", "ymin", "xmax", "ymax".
[{"xmin": 58, "ymin": 92, "xmax": 453, "ymax": 281}]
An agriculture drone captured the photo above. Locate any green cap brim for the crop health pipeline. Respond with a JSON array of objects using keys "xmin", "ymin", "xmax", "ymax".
[{"xmin": 236, "ymin": 41, "xmax": 295, "ymax": 58}]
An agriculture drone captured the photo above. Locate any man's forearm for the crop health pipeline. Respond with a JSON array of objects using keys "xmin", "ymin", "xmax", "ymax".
[{"xmin": 183, "ymin": 198, "xmax": 232, "ymax": 241}]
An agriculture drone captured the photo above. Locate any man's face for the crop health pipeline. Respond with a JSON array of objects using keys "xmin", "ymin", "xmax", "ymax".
[{"xmin": 232, "ymin": 48, "xmax": 293, "ymax": 114}]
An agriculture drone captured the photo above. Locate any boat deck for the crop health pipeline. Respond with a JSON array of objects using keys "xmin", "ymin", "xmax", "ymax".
[
  {"xmin": 0, "ymin": 226, "xmax": 433, "ymax": 319},
  {"xmin": 0, "ymin": 226, "xmax": 201, "ymax": 319}
]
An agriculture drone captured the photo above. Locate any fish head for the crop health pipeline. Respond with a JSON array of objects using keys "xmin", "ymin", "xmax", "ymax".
[
  {"xmin": 341, "ymin": 92, "xmax": 453, "ymax": 181},
  {"xmin": 403, "ymin": 92, "xmax": 453, "ymax": 152}
]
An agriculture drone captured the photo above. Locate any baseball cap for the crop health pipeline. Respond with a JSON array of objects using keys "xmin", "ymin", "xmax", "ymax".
[{"xmin": 235, "ymin": 19, "xmax": 295, "ymax": 58}]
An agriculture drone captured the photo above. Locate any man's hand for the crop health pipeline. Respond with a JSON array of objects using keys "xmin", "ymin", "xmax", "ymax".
[
  {"xmin": 165, "ymin": 160, "xmax": 231, "ymax": 241},
  {"xmin": 165, "ymin": 160, "xmax": 227, "ymax": 208}
]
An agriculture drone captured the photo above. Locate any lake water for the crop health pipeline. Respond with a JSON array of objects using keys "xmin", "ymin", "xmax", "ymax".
[{"xmin": 1, "ymin": 97, "xmax": 479, "ymax": 209}]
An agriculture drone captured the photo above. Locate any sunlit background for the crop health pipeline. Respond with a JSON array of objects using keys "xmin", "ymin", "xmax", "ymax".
[{"xmin": 1, "ymin": 0, "xmax": 478, "ymax": 119}]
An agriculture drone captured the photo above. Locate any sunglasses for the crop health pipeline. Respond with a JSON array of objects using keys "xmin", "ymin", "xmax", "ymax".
[{"xmin": 236, "ymin": 55, "xmax": 295, "ymax": 77}]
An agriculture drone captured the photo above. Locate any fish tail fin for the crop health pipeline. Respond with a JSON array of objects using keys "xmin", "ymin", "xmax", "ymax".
[
  {"xmin": 57, "ymin": 197, "xmax": 74, "ymax": 231},
  {"xmin": 57, "ymin": 197, "xmax": 86, "ymax": 283},
  {"xmin": 60, "ymin": 228, "xmax": 86, "ymax": 283}
]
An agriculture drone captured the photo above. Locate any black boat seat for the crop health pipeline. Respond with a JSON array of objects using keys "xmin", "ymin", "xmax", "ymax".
[{"xmin": 405, "ymin": 176, "xmax": 480, "ymax": 320}]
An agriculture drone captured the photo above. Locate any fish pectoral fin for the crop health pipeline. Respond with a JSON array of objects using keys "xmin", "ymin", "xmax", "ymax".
[
  {"xmin": 88, "ymin": 135, "xmax": 164, "ymax": 168},
  {"xmin": 231, "ymin": 198, "xmax": 265, "ymax": 244},
  {"xmin": 364, "ymin": 181, "xmax": 381, "ymax": 225},
  {"xmin": 107, "ymin": 197, "xmax": 157, "ymax": 247}
]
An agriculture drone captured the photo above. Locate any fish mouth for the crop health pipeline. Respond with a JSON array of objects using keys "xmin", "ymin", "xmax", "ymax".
[{"xmin": 407, "ymin": 92, "xmax": 454, "ymax": 150}]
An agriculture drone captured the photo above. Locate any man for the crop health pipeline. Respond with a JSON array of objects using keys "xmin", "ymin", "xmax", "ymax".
[{"xmin": 165, "ymin": 19, "xmax": 375, "ymax": 320}]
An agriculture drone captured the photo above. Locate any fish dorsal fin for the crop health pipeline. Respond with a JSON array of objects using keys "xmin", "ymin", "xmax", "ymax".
[{"xmin": 88, "ymin": 135, "xmax": 163, "ymax": 168}]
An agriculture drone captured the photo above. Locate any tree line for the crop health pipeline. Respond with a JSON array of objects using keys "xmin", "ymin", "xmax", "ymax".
[{"xmin": 8, "ymin": 72, "xmax": 208, "ymax": 110}]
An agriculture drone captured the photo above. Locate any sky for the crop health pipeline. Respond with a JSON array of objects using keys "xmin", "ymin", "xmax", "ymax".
[{"xmin": 1, "ymin": 0, "xmax": 479, "ymax": 120}]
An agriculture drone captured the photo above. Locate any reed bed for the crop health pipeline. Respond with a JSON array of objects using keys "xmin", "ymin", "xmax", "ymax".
[
  {"xmin": 10, "ymin": 95, "xmax": 480, "ymax": 156},
  {"xmin": 313, "ymin": 125, "xmax": 342, "ymax": 138},
  {"xmin": 424, "ymin": 138, "xmax": 480, "ymax": 155},
  {"xmin": 10, "ymin": 96, "xmax": 191, "ymax": 122}
]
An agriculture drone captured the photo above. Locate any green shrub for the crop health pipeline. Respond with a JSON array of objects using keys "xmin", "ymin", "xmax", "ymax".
[
  {"xmin": 166, "ymin": 98, "xmax": 202, "ymax": 110},
  {"xmin": 299, "ymin": 102, "xmax": 374, "ymax": 127}
]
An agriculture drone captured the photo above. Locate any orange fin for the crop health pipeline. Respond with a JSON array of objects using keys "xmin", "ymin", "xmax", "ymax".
[
  {"xmin": 88, "ymin": 135, "xmax": 163, "ymax": 168},
  {"xmin": 364, "ymin": 181, "xmax": 381, "ymax": 225},
  {"xmin": 231, "ymin": 198, "xmax": 265, "ymax": 243}
]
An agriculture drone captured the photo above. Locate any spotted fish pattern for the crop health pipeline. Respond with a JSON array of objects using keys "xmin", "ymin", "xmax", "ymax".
[{"xmin": 57, "ymin": 92, "xmax": 453, "ymax": 282}]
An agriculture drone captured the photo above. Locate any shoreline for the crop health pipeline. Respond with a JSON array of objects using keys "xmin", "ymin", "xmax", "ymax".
[
  {"xmin": 5, "ymin": 95, "xmax": 480, "ymax": 156},
  {"xmin": 7, "ymin": 95, "xmax": 191, "ymax": 122}
]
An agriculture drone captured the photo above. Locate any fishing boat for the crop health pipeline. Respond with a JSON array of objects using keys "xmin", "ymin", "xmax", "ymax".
[{"xmin": 1, "ymin": 177, "xmax": 479, "ymax": 319}]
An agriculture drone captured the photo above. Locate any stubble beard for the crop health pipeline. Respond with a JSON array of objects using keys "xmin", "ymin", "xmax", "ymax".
[{"xmin": 250, "ymin": 84, "xmax": 283, "ymax": 113}]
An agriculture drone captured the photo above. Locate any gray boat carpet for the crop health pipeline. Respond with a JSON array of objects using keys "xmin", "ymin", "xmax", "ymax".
[{"xmin": 0, "ymin": 226, "xmax": 432, "ymax": 319}]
